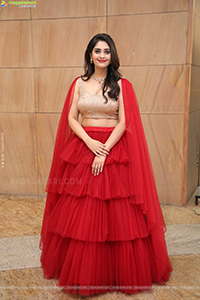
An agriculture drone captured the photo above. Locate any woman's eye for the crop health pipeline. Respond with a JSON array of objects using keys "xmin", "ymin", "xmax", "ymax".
[{"xmin": 94, "ymin": 50, "xmax": 110, "ymax": 54}]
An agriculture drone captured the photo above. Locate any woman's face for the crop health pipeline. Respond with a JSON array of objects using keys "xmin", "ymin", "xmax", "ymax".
[{"xmin": 90, "ymin": 41, "xmax": 111, "ymax": 70}]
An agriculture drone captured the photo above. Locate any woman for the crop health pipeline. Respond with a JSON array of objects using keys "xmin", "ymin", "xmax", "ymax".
[{"xmin": 39, "ymin": 33, "xmax": 172, "ymax": 296}]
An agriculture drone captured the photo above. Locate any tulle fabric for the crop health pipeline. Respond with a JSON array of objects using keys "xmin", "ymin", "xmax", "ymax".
[
  {"xmin": 40, "ymin": 127, "xmax": 172, "ymax": 296},
  {"xmin": 39, "ymin": 77, "xmax": 172, "ymax": 296}
]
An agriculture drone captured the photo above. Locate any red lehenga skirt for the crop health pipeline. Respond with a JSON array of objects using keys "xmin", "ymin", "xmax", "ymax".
[{"xmin": 40, "ymin": 126, "xmax": 172, "ymax": 296}]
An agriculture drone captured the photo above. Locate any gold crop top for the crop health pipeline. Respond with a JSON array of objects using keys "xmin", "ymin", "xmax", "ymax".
[{"xmin": 77, "ymin": 77, "xmax": 119, "ymax": 120}]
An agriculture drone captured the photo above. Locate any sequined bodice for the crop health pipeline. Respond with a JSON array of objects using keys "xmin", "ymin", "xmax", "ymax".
[{"xmin": 77, "ymin": 77, "xmax": 119, "ymax": 120}]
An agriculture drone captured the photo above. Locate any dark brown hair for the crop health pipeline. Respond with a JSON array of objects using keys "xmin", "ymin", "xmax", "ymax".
[{"xmin": 81, "ymin": 33, "xmax": 122, "ymax": 103}]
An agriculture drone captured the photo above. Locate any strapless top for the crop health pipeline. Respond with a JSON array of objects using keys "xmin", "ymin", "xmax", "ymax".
[{"xmin": 77, "ymin": 77, "xmax": 119, "ymax": 120}]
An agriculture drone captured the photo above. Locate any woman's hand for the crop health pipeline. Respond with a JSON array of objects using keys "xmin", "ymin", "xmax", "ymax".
[
  {"xmin": 92, "ymin": 155, "xmax": 106, "ymax": 176},
  {"xmin": 85, "ymin": 137, "xmax": 110, "ymax": 157}
]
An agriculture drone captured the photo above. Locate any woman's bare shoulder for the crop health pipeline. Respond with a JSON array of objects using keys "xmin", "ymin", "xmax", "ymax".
[
  {"xmin": 117, "ymin": 78, "xmax": 131, "ymax": 86},
  {"xmin": 75, "ymin": 76, "xmax": 85, "ymax": 89},
  {"xmin": 117, "ymin": 78, "xmax": 122, "ymax": 85}
]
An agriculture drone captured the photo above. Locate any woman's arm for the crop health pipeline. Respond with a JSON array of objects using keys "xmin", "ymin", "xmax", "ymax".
[
  {"xmin": 68, "ymin": 80, "xmax": 109, "ymax": 156},
  {"xmin": 91, "ymin": 80, "xmax": 126, "ymax": 176}
]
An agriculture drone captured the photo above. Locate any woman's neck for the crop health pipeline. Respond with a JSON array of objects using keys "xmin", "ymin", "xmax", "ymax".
[{"xmin": 93, "ymin": 68, "xmax": 107, "ymax": 79}]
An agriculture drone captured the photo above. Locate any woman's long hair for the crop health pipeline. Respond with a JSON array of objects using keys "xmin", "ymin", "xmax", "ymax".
[{"xmin": 81, "ymin": 33, "xmax": 122, "ymax": 103}]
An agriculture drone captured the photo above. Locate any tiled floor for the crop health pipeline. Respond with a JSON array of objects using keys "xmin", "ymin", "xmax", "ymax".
[{"xmin": 0, "ymin": 194, "xmax": 200, "ymax": 300}]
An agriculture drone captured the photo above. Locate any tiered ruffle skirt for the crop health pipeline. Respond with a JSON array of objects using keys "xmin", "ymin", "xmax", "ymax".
[{"xmin": 40, "ymin": 126, "xmax": 172, "ymax": 296}]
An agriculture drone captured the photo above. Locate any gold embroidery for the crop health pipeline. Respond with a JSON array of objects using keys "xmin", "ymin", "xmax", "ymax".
[{"xmin": 77, "ymin": 77, "xmax": 119, "ymax": 120}]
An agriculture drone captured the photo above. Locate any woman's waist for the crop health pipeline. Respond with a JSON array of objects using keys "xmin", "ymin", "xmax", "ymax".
[{"xmin": 81, "ymin": 117, "xmax": 118, "ymax": 129}]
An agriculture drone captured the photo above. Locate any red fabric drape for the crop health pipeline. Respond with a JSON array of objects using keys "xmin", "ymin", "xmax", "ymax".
[{"xmin": 40, "ymin": 77, "xmax": 172, "ymax": 283}]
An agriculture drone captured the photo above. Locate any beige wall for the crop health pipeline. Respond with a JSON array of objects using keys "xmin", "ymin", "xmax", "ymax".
[
  {"xmin": 186, "ymin": 0, "xmax": 200, "ymax": 201},
  {"xmin": 0, "ymin": 0, "xmax": 196, "ymax": 205}
]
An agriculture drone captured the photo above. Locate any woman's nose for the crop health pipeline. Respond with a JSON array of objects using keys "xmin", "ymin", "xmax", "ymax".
[{"xmin": 99, "ymin": 51, "xmax": 105, "ymax": 58}]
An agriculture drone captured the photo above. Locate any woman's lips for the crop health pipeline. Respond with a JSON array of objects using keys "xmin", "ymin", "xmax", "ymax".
[{"xmin": 98, "ymin": 60, "xmax": 106, "ymax": 63}]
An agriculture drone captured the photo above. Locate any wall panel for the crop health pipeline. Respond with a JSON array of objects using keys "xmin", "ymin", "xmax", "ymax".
[
  {"xmin": 0, "ymin": 21, "xmax": 33, "ymax": 67},
  {"xmin": 141, "ymin": 114, "xmax": 184, "ymax": 205},
  {"xmin": 32, "ymin": 0, "xmax": 106, "ymax": 19},
  {"xmin": 192, "ymin": 14, "xmax": 200, "ymax": 66},
  {"xmin": 108, "ymin": 13, "xmax": 188, "ymax": 66},
  {"xmin": 32, "ymin": 18, "xmax": 106, "ymax": 67},
  {"xmin": 0, "ymin": 5, "xmax": 30, "ymax": 20},
  {"xmin": 186, "ymin": 110, "xmax": 200, "ymax": 200},
  {"xmin": 0, "ymin": 69, "xmax": 35, "ymax": 113},
  {"xmin": 0, "ymin": 113, "xmax": 37, "ymax": 195},
  {"xmin": 35, "ymin": 67, "xmax": 82, "ymax": 113},
  {"xmin": 108, "ymin": 0, "xmax": 189, "ymax": 15},
  {"xmin": 121, "ymin": 65, "xmax": 186, "ymax": 115}
]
